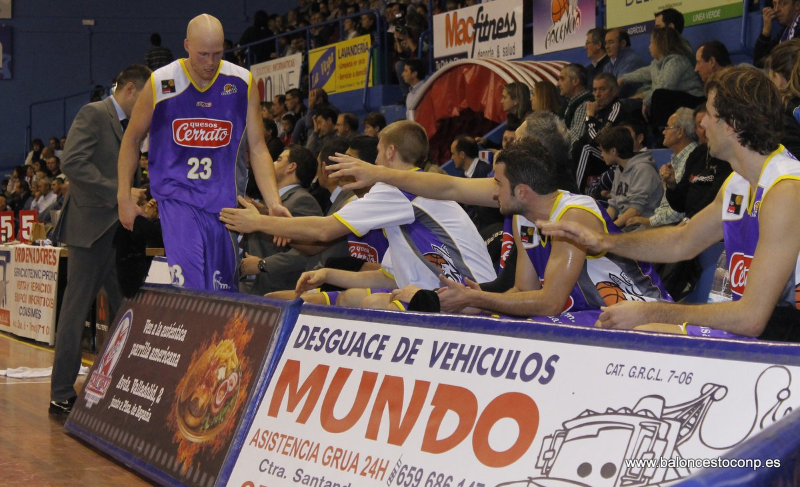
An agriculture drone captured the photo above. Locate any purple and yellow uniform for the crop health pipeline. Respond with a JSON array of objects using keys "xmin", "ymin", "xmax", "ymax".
[
  {"xmin": 149, "ymin": 59, "xmax": 251, "ymax": 291},
  {"xmin": 721, "ymin": 146, "xmax": 800, "ymax": 308},
  {"xmin": 516, "ymin": 191, "xmax": 670, "ymax": 323}
]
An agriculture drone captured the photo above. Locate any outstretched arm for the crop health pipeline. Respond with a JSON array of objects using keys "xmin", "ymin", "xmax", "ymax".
[
  {"xmin": 117, "ymin": 84, "xmax": 154, "ymax": 230},
  {"xmin": 328, "ymin": 154, "xmax": 498, "ymax": 207},
  {"xmin": 596, "ymin": 180, "xmax": 800, "ymax": 336},
  {"xmin": 220, "ymin": 196, "xmax": 349, "ymax": 241}
]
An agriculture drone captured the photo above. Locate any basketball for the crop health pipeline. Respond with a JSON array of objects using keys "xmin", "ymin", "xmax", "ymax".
[
  {"xmin": 552, "ymin": 0, "xmax": 568, "ymax": 23},
  {"xmin": 597, "ymin": 281, "xmax": 627, "ymax": 305}
]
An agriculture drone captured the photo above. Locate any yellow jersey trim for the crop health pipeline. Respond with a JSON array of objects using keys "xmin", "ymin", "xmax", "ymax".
[
  {"xmin": 333, "ymin": 213, "xmax": 363, "ymax": 237},
  {"xmin": 179, "ymin": 58, "xmax": 222, "ymax": 93}
]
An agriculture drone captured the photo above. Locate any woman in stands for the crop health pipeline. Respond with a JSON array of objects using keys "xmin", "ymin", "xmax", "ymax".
[
  {"xmin": 620, "ymin": 27, "xmax": 702, "ymax": 120},
  {"xmin": 765, "ymin": 39, "xmax": 800, "ymax": 158},
  {"xmin": 501, "ymin": 81, "xmax": 532, "ymax": 126},
  {"xmin": 530, "ymin": 81, "xmax": 562, "ymax": 114}
]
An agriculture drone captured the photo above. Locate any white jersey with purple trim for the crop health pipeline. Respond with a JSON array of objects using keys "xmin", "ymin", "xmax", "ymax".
[{"xmin": 333, "ymin": 181, "xmax": 496, "ymax": 289}]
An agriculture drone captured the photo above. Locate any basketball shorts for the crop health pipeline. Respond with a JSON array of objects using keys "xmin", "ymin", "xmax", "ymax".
[{"xmin": 158, "ymin": 199, "xmax": 238, "ymax": 292}]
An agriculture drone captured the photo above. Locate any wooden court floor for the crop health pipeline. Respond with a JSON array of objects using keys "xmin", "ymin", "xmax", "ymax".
[{"xmin": 0, "ymin": 332, "xmax": 151, "ymax": 485}]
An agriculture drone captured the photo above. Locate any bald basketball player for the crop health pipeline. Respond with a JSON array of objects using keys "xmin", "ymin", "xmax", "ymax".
[{"xmin": 118, "ymin": 14, "xmax": 289, "ymax": 291}]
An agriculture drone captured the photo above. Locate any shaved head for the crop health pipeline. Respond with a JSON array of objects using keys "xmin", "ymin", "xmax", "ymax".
[
  {"xmin": 184, "ymin": 14, "xmax": 225, "ymax": 83},
  {"xmin": 187, "ymin": 14, "xmax": 224, "ymax": 41}
]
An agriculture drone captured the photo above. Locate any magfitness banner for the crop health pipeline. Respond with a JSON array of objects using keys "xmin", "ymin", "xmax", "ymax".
[
  {"xmin": 0, "ymin": 244, "xmax": 60, "ymax": 344},
  {"xmin": 308, "ymin": 35, "xmax": 372, "ymax": 94},
  {"xmin": 66, "ymin": 287, "xmax": 294, "ymax": 487},
  {"xmin": 432, "ymin": 0, "xmax": 522, "ymax": 69},
  {"xmin": 251, "ymin": 54, "xmax": 302, "ymax": 104},
  {"xmin": 606, "ymin": 0, "xmax": 742, "ymax": 34},
  {"xmin": 228, "ymin": 310, "xmax": 797, "ymax": 486},
  {"xmin": 532, "ymin": 0, "xmax": 596, "ymax": 55}
]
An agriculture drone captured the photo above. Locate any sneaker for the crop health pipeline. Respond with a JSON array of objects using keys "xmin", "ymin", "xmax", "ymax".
[{"xmin": 49, "ymin": 396, "xmax": 77, "ymax": 415}]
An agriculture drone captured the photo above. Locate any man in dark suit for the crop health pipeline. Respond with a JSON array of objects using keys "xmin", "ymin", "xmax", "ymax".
[
  {"xmin": 450, "ymin": 135, "xmax": 495, "ymax": 231},
  {"xmin": 49, "ymin": 64, "xmax": 151, "ymax": 415},
  {"xmin": 241, "ymin": 146, "xmax": 323, "ymax": 295}
]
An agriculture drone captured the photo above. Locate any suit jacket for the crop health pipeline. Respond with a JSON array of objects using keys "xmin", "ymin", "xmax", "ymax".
[
  {"xmin": 471, "ymin": 160, "xmax": 492, "ymax": 179},
  {"xmin": 248, "ymin": 186, "xmax": 323, "ymax": 294},
  {"xmin": 55, "ymin": 97, "xmax": 124, "ymax": 248}
]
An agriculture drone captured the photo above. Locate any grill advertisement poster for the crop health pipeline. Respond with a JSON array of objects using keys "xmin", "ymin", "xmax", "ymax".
[
  {"xmin": 228, "ymin": 312, "xmax": 796, "ymax": 486},
  {"xmin": 66, "ymin": 287, "xmax": 286, "ymax": 487}
]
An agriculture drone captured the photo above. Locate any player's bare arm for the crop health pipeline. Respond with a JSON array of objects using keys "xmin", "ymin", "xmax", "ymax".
[
  {"xmin": 247, "ymin": 85, "xmax": 290, "ymax": 218},
  {"xmin": 596, "ymin": 181, "xmax": 800, "ymax": 335},
  {"xmin": 328, "ymin": 153, "xmax": 497, "ymax": 207},
  {"xmin": 220, "ymin": 195, "xmax": 349, "ymax": 241},
  {"xmin": 117, "ymin": 80, "xmax": 154, "ymax": 230}
]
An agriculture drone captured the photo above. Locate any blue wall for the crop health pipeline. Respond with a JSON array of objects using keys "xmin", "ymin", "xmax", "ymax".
[{"xmin": 0, "ymin": 0, "xmax": 296, "ymax": 171}]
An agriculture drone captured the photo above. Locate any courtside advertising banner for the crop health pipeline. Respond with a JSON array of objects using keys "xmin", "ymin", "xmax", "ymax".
[
  {"xmin": 308, "ymin": 35, "xmax": 372, "ymax": 94},
  {"xmin": 433, "ymin": 0, "xmax": 522, "ymax": 69},
  {"xmin": 228, "ymin": 311, "xmax": 797, "ymax": 486},
  {"xmin": 606, "ymin": 0, "xmax": 742, "ymax": 34},
  {"xmin": 66, "ymin": 287, "xmax": 292, "ymax": 487},
  {"xmin": 0, "ymin": 244, "xmax": 59, "ymax": 344},
  {"xmin": 251, "ymin": 54, "xmax": 302, "ymax": 104},
  {"xmin": 533, "ymin": 0, "xmax": 596, "ymax": 55}
]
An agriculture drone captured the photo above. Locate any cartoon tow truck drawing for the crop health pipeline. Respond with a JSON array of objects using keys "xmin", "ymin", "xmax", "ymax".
[
  {"xmin": 499, "ymin": 384, "xmax": 728, "ymax": 487},
  {"xmin": 499, "ymin": 366, "xmax": 793, "ymax": 487}
]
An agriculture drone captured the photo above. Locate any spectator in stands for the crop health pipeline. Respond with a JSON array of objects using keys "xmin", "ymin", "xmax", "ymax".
[
  {"xmin": 754, "ymin": 0, "xmax": 800, "ymax": 68},
  {"xmin": 360, "ymin": 12, "xmax": 378, "ymax": 40},
  {"xmin": 598, "ymin": 126, "xmax": 662, "ymax": 229},
  {"xmin": 9, "ymin": 180, "xmax": 32, "ymax": 213},
  {"xmin": 665, "ymin": 104, "xmax": 732, "ymax": 220},
  {"xmin": 280, "ymin": 113, "xmax": 297, "ymax": 146},
  {"xmin": 694, "ymin": 41, "xmax": 732, "ymax": 84},
  {"xmin": 144, "ymin": 33, "xmax": 174, "ymax": 71},
  {"xmin": 556, "ymin": 64, "xmax": 593, "ymax": 150},
  {"xmin": 402, "ymin": 58, "xmax": 427, "ymax": 116},
  {"xmin": 49, "ymin": 137, "xmax": 62, "ymax": 158},
  {"xmin": 621, "ymin": 28, "xmax": 703, "ymax": 133},
  {"xmin": 584, "ymin": 27, "xmax": 609, "ymax": 88},
  {"xmin": 603, "ymin": 28, "xmax": 644, "ymax": 98},
  {"xmin": 24, "ymin": 165, "xmax": 34, "ymax": 186},
  {"xmin": 502, "ymin": 82, "xmax": 532, "ymax": 126},
  {"xmin": 394, "ymin": 17, "xmax": 423, "ymax": 97},
  {"xmin": 654, "ymin": 7, "xmax": 693, "ymax": 59},
  {"xmin": 539, "ymin": 66, "xmax": 800, "ymax": 340},
  {"xmin": 336, "ymin": 113, "xmax": 359, "ymax": 139},
  {"xmin": 285, "ymin": 88, "xmax": 307, "ymax": 120},
  {"xmin": 260, "ymin": 101, "xmax": 273, "ymax": 121},
  {"xmin": 25, "ymin": 139, "xmax": 43, "ymax": 165},
  {"xmin": 238, "ymin": 10, "xmax": 275, "ymax": 63},
  {"xmin": 343, "ymin": 16, "xmax": 361, "ymax": 39},
  {"xmin": 264, "ymin": 119, "xmax": 285, "ymax": 161},
  {"xmin": 765, "ymin": 39, "xmax": 800, "ymax": 157},
  {"xmin": 286, "ymin": 8, "xmax": 301, "ymax": 31},
  {"xmin": 221, "ymin": 121, "xmax": 496, "ymax": 302},
  {"xmin": 139, "ymin": 152, "xmax": 149, "ymax": 184},
  {"xmin": 241, "ymin": 146, "xmax": 323, "ymax": 295},
  {"xmin": 32, "ymin": 177, "xmax": 57, "ymax": 222},
  {"xmin": 272, "ymin": 95, "xmax": 287, "ymax": 121},
  {"xmin": 45, "ymin": 156, "xmax": 61, "ymax": 178},
  {"xmin": 530, "ymin": 81, "xmax": 562, "ymax": 114},
  {"xmin": 363, "ymin": 112, "xmax": 387, "ymax": 137},
  {"xmin": 451, "ymin": 135, "xmax": 491, "ymax": 179},
  {"xmin": 627, "ymin": 107, "xmax": 698, "ymax": 228},
  {"xmin": 588, "ymin": 117, "xmax": 651, "ymax": 203},
  {"xmin": 309, "ymin": 11, "xmax": 335, "ymax": 48},
  {"xmin": 575, "ymin": 73, "xmax": 631, "ymax": 193},
  {"xmin": 306, "ymin": 108, "xmax": 338, "ymax": 156},
  {"xmin": 293, "ymin": 88, "xmax": 334, "ymax": 147}
]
